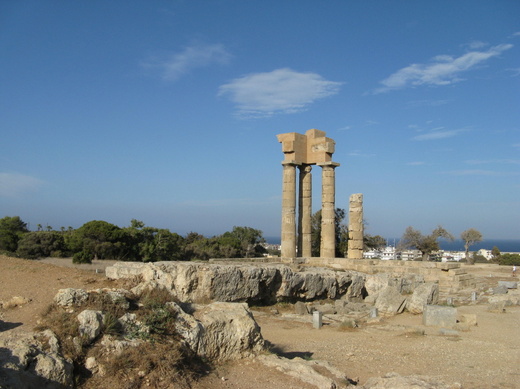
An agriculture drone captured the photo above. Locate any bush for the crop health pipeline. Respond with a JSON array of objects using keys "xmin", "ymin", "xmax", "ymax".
[
  {"xmin": 497, "ymin": 253, "xmax": 520, "ymax": 266},
  {"xmin": 73, "ymin": 250, "xmax": 93, "ymax": 264},
  {"xmin": 16, "ymin": 231, "xmax": 66, "ymax": 259}
]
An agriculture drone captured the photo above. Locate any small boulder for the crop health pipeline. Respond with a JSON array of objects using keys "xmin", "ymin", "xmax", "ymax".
[
  {"xmin": 375, "ymin": 286, "xmax": 407, "ymax": 316},
  {"xmin": 54, "ymin": 288, "xmax": 88, "ymax": 306},
  {"xmin": 77, "ymin": 310, "xmax": 104, "ymax": 343},
  {"xmin": 294, "ymin": 301, "xmax": 309, "ymax": 315},
  {"xmin": 498, "ymin": 281, "xmax": 517, "ymax": 289},
  {"xmin": 492, "ymin": 285, "xmax": 508, "ymax": 295},
  {"xmin": 422, "ymin": 305, "xmax": 457, "ymax": 327},
  {"xmin": 406, "ymin": 283, "xmax": 439, "ymax": 314}
]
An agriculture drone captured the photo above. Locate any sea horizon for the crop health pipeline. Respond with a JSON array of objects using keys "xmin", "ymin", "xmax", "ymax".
[{"xmin": 264, "ymin": 237, "xmax": 520, "ymax": 253}]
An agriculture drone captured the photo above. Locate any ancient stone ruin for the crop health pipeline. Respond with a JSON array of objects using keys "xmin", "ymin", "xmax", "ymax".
[
  {"xmin": 348, "ymin": 193, "xmax": 364, "ymax": 259},
  {"xmin": 277, "ymin": 129, "xmax": 340, "ymax": 258}
]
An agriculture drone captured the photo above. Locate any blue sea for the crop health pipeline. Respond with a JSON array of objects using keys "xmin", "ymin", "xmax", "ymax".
[{"xmin": 265, "ymin": 237, "xmax": 520, "ymax": 252}]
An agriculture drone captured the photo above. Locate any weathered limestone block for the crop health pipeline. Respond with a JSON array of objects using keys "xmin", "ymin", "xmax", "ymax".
[
  {"xmin": 105, "ymin": 261, "xmax": 147, "ymax": 279},
  {"xmin": 374, "ymin": 286, "xmax": 407, "ymax": 316},
  {"xmin": 488, "ymin": 292, "xmax": 520, "ymax": 306},
  {"xmin": 54, "ymin": 288, "xmax": 88, "ymax": 306},
  {"xmin": 77, "ymin": 310, "xmax": 104, "ymax": 343},
  {"xmin": 106, "ymin": 262, "xmax": 364, "ymax": 303},
  {"xmin": 365, "ymin": 273, "xmax": 425, "ymax": 298},
  {"xmin": 345, "ymin": 274, "xmax": 366, "ymax": 301},
  {"xmin": 498, "ymin": 281, "xmax": 518, "ymax": 289},
  {"xmin": 422, "ymin": 305, "xmax": 457, "ymax": 327},
  {"xmin": 193, "ymin": 302, "xmax": 265, "ymax": 361},
  {"xmin": 493, "ymin": 285, "xmax": 508, "ymax": 294},
  {"xmin": 258, "ymin": 354, "xmax": 347, "ymax": 389},
  {"xmin": 0, "ymin": 332, "xmax": 74, "ymax": 388},
  {"xmin": 294, "ymin": 301, "xmax": 309, "ymax": 315},
  {"xmin": 406, "ymin": 283, "xmax": 439, "ymax": 314}
]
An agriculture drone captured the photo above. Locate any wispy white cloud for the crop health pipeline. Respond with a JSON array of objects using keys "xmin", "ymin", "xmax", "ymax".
[
  {"xmin": 0, "ymin": 172, "xmax": 44, "ymax": 197},
  {"xmin": 443, "ymin": 170, "xmax": 519, "ymax": 176},
  {"xmin": 218, "ymin": 68, "xmax": 342, "ymax": 117},
  {"xmin": 465, "ymin": 40, "xmax": 488, "ymax": 50},
  {"xmin": 412, "ymin": 128, "xmax": 468, "ymax": 141},
  {"xmin": 374, "ymin": 43, "xmax": 513, "ymax": 93},
  {"xmin": 142, "ymin": 43, "xmax": 231, "ymax": 81},
  {"xmin": 337, "ymin": 126, "xmax": 352, "ymax": 131},
  {"xmin": 407, "ymin": 161, "xmax": 425, "ymax": 166}
]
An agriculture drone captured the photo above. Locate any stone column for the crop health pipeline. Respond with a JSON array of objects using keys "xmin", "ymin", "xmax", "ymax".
[
  {"xmin": 298, "ymin": 165, "xmax": 312, "ymax": 257},
  {"xmin": 319, "ymin": 163, "xmax": 339, "ymax": 258},
  {"xmin": 348, "ymin": 193, "xmax": 364, "ymax": 259},
  {"xmin": 281, "ymin": 162, "xmax": 297, "ymax": 258}
]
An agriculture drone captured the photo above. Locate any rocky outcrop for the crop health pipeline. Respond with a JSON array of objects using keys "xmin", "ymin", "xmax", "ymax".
[
  {"xmin": 0, "ymin": 331, "xmax": 74, "ymax": 388},
  {"xmin": 106, "ymin": 261, "xmax": 365, "ymax": 304}
]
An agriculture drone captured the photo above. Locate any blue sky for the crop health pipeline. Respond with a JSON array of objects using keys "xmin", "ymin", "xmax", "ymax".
[{"xmin": 1, "ymin": 1, "xmax": 519, "ymax": 240}]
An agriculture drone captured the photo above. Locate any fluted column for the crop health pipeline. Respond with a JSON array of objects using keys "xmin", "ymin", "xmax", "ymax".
[
  {"xmin": 319, "ymin": 162, "xmax": 339, "ymax": 258},
  {"xmin": 298, "ymin": 165, "xmax": 312, "ymax": 257},
  {"xmin": 281, "ymin": 162, "xmax": 298, "ymax": 258},
  {"xmin": 348, "ymin": 193, "xmax": 364, "ymax": 259}
]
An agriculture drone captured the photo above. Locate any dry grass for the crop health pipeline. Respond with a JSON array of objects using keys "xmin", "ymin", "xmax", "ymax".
[{"xmin": 83, "ymin": 341, "xmax": 199, "ymax": 389}]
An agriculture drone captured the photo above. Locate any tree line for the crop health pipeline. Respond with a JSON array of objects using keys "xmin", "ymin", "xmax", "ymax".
[
  {"xmin": 0, "ymin": 216, "xmax": 269, "ymax": 263},
  {"xmin": 2, "ymin": 215, "xmax": 516, "ymax": 265},
  {"xmin": 0, "ymin": 212, "xmax": 386, "ymax": 263}
]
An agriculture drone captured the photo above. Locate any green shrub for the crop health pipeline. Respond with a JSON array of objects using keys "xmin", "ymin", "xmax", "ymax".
[
  {"xmin": 73, "ymin": 250, "xmax": 93, "ymax": 264},
  {"xmin": 498, "ymin": 253, "xmax": 520, "ymax": 266}
]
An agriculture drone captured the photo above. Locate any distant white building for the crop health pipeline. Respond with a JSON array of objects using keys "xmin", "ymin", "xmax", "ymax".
[
  {"xmin": 381, "ymin": 246, "xmax": 397, "ymax": 260},
  {"xmin": 477, "ymin": 249, "xmax": 493, "ymax": 260},
  {"xmin": 440, "ymin": 250, "xmax": 466, "ymax": 262},
  {"xmin": 399, "ymin": 249, "xmax": 422, "ymax": 261}
]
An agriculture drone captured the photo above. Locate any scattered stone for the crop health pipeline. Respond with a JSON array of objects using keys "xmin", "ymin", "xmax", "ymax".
[
  {"xmin": 423, "ymin": 305, "xmax": 457, "ymax": 327},
  {"xmin": 498, "ymin": 281, "xmax": 517, "ymax": 289},
  {"xmin": 313, "ymin": 310, "xmax": 323, "ymax": 329},
  {"xmin": 488, "ymin": 293, "xmax": 520, "ymax": 306},
  {"xmin": 487, "ymin": 301, "xmax": 506, "ymax": 313},
  {"xmin": 374, "ymin": 286, "xmax": 407, "ymax": 316},
  {"xmin": 295, "ymin": 301, "xmax": 309, "ymax": 315},
  {"xmin": 77, "ymin": 310, "xmax": 104, "ymax": 343},
  {"xmin": 0, "ymin": 332, "xmax": 74, "ymax": 388},
  {"xmin": 54, "ymin": 288, "xmax": 88, "ymax": 306},
  {"xmin": 459, "ymin": 313, "xmax": 477, "ymax": 326},
  {"xmin": 1, "ymin": 295, "xmax": 31, "ymax": 309},
  {"xmin": 492, "ymin": 285, "xmax": 508, "ymax": 295},
  {"xmin": 193, "ymin": 302, "xmax": 265, "ymax": 361},
  {"xmin": 258, "ymin": 354, "xmax": 347, "ymax": 389},
  {"xmin": 406, "ymin": 283, "xmax": 439, "ymax": 314},
  {"xmin": 313, "ymin": 303, "xmax": 335, "ymax": 315}
]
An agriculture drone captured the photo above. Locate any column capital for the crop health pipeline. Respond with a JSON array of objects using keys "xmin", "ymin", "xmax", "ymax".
[
  {"xmin": 317, "ymin": 161, "xmax": 340, "ymax": 168},
  {"xmin": 281, "ymin": 161, "xmax": 302, "ymax": 166}
]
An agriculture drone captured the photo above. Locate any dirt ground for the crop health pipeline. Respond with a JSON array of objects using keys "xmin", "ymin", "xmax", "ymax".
[{"xmin": 1, "ymin": 255, "xmax": 519, "ymax": 389}]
